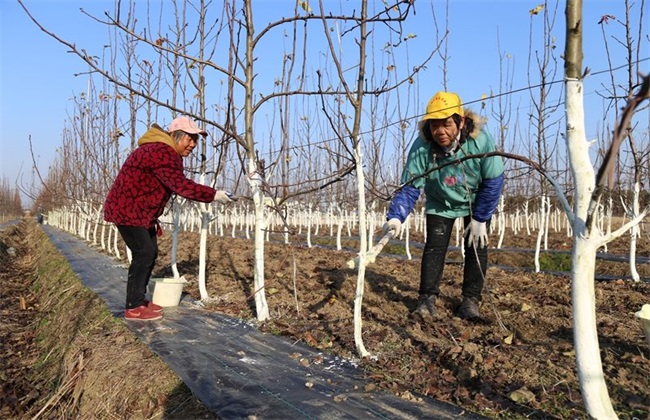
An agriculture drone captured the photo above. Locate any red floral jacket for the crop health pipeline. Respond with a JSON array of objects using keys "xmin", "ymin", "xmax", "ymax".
[{"xmin": 104, "ymin": 125, "xmax": 215, "ymax": 228}]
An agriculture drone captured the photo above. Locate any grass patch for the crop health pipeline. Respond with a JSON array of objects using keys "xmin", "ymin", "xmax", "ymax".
[
  {"xmin": 2, "ymin": 219, "xmax": 215, "ymax": 419},
  {"xmin": 539, "ymin": 252, "xmax": 572, "ymax": 272}
]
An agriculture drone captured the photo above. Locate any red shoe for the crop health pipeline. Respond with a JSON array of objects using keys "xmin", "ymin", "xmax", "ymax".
[
  {"xmin": 124, "ymin": 305, "xmax": 163, "ymax": 321},
  {"xmin": 144, "ymin": 300, "xmax": 163, "ymax": 313}
]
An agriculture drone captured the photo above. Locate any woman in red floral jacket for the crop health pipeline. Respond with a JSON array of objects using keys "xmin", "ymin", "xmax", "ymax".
[{"xmin": 104, "ymin": 116, "xmax": 234, "ymax": 321}]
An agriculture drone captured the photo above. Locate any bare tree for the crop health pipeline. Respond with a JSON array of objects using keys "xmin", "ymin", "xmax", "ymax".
[
  {"xmin": 565, "ymin": 0, "xmax": 649, "ymax": 416},
  {"xmin": 598, "ymin": 0, "xmax": 649, "ymax": 281},
  {"xmin": 527, "ymin": 1, "xmax": 563, "ymax": 267}
]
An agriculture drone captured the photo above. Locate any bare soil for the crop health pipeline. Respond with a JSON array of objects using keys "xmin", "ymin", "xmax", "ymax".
[
  {"xmin": 2, "ymin": 218, "xmax": 649, "ymax": 419},
  {"xmin": 151, "ymin": 227, "xmax": 650, "ymax": 419}
]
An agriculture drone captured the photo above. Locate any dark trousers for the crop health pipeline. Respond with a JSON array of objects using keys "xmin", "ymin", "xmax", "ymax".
[
  {"xmin": 117, "ymin": 226, "xmax": 158, "ymax": 309},
  {"xmin": 419, "ymin": 214, "xmax": 489, "ymax": 300}
]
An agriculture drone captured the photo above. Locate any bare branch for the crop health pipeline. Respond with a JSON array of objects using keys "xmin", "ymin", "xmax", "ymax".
[{"xmin": 587, "ymin": 72, "xmax": 650, "ymax": 228}]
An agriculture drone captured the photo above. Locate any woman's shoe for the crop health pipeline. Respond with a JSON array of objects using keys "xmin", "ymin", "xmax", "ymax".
[
  {"xmin": 144, "ymin": 299, "xmax": 163, "ymax": 313},
  {"xmin": 124, "ymin": 304, "xmax": 163, "ymax": 321}
]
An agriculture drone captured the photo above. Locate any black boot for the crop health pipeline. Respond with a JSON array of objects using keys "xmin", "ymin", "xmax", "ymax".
[
  {"xmin": 458, "ymin": 296, "xmax": 480, "ymax": 319},
  {"xmin": 413, "ymin": 294, "xmax": 437, "ymax": 320}
]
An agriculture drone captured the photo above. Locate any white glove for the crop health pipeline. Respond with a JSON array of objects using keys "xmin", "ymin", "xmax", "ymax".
[
  {"xmin": 214, "ymin": 190, "xmax": 235, "ymax": 204},
  {"xmin": 464, "ymin": 219, "xmax": 488, "ymax": 248},
  {"xmin": 382, "ymin": 218, "xmax": 402, "ymax": 237}
]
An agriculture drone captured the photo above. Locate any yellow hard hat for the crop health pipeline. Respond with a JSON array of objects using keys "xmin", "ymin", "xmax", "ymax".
[{"xmin": 422, "ymin": 91, "xmax": 464, "ymax": 121}]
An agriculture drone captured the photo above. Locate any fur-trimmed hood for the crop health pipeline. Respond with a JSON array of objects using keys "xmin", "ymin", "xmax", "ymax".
[
  {"xmin": 418, "ymin": 108, "xmax": 485, "ymax": 141},
  {"xmin": 462, "ymin": 109, "xmax": 485, "ymax": 139}
]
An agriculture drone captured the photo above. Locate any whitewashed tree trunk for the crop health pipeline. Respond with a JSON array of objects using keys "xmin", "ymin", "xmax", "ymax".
[
  {"xmin": 497, "ymin": 195, "xmax": 506, "ymax": 249},
  {"xmin": 194, "ymin": 168, "xmax": 213, "ymax": 301},
  {"xmin": 336, "ymin": 212, "xmax": 343, "ymax": 251},
  {"xmin": 566, "ymin": 76, "xmax": 617, "ymax": 418},
  {"xmin": 105, "ymin": 222, "xmax": 112, "ymax": 255},
  {"xmin": 524, "ymin": 201, "xmax": 531, "ymax": 235},
  {"xmin": 100, "ymin": 223, "xmax": 106, "ymax": 251},
  {"xmin": 306, "ymin": 204, "xmax": 312, "ymax": 248},
  {"xmin": 367, "ymin": 206, "xmax": 376, "ymax": 246},
  {"xmin": 314, "ymin": 209, "xmax": 320, "ymax": 236},
  {"xmin": 198, "ymin": 206, "xmax": 210, "ymax": 301},
  {"xmin": 543, "ymin": 197, "xmax": 550, "ymax": 250},
  {"xmin": 404, "ymin": 215, "xmax": 412, "ymax": 260},
  {"xmin": 112, "ymin": 225, "xmax": 121, "ymax": 259},
  {"xmin": 92, "ymin": 207, "xmax": 101, "ymax": 246},
  {"xmin": 628, "ymin": 182, "xmax": 641, "ymax": 282},
  {"xmin": 345, "ymin": 210, "xmax": 352, "ymax": 237},
  {"xmin": 533, "ymin": 195, "xmax": 546, "ymax": 272},
  {"xmin": 249, "ymin": 160, "xmax": 269, "ymax": 322},
  {"xmin": 352, "ymin": 144, "xmax": 370, "ymax": 358},
  {"xmin": 170, "ymin": 201, "xmax": 181, "ymax": 280}
]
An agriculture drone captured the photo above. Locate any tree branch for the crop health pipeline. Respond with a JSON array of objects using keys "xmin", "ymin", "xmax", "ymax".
[{"xmin": 587, "ymin": 73, "xmax": 650, "ymax": 229}]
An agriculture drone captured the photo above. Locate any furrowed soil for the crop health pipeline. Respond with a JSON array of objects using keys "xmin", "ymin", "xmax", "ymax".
[
  {"xmin": 154, "ymin": 226, "xmax": 650, "ymax": 419},
  {"xmin": 2, "ymin": 218, "xmax": 650, "ymax": 419}
]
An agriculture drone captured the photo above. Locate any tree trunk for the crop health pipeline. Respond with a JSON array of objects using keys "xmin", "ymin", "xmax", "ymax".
[
  {"xmin": 564, "ymin": 1, "xmax": 618, "ymax": 412},
  {"xmin": 198, "ymin": 207, "xmax": 210, "ymax": 300},
  {"xmin": 250, "ymin": 159, "xmax": 270, "ymax": 321},
  {"xmin": 629, "ymin": 181, "xmax": 640, "ymax": 281},
  {"xmin": 353, "ymin": 165, "xmax": 370, "ymax": 357}
]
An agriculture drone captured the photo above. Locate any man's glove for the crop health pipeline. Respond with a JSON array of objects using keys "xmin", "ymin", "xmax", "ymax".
[
  {"xmin": 382, "ymin": 218, "xmax": 402, "ymax": 237},
  {"xmin": 464, "ymin": 219, "xmax": 488, "ymax": 248},
  {"xmin": 214, "ymin": 191, "xmax": 236, "ymax": 204}
]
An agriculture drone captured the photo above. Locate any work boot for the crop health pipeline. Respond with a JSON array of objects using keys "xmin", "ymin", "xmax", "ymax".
[
  {"xmin": 413, "ymin": 294, "xmax": 437, "ymax": 320},
  {"xmin": 457, "ymin": 296, "xmax": 480, "ymax": 320}
]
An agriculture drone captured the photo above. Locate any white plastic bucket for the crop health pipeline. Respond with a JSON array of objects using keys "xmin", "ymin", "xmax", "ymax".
[
  {"xmin": 634, "ymin": 304, "xmax": 650, "ymax": 348},
  {"xmin": 150, "ymin": 276, "xmax": 188, "ymax": 307}
]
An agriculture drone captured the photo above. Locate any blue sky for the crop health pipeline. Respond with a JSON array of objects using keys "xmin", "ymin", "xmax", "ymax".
[{"xmin": 1, "ymin": 0, "xmax": 648, "ymax": 200}]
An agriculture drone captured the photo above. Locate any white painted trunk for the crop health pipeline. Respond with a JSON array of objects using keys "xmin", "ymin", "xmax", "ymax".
[
  {"xmin": 336, "ymin": 213, "xmax": 343, "ymax": 251},
  {"xmin": 534, "ymin": 195, "xmax": 546, "ymax": 272},
  {"xmin": 198, "ymin": 206, "xmax": 210, "ymax": 301},
  {"xmin": 544, "ymin": 197, "xmax": 550, "ymax": 250},
  {"xmin": 629, "ymin": 182, "xmax": 641, "ymax": 282},
  {"xmin": 404, "ymin": 215, "xmax": 412, "ymax": 260},
  {"xmin": 92, "ymin": 208, "xmax": 101, "ymax": 245},
  {"xmin": 524, "ymin": 201, "xmax": 531, "ymax": 235},
  {"xmin": 249, "ymin": 159, "xmax": 269, "ymax": 321},
  {"xmin": 497, "ymin": 195, "xmax": 506, "ymax": 249},
  {"xmin": 106, "ymin": 223, "xmax": 112, "ymax": 255},
  {"xmin": 112, "ymin": 225, "xmax": 121, "ymax": 259},
  {"xmin": 306, "ymin": 205, "xmax": 312, "ymax": 248},
  {"xmin": 100, "ymin": 223, "xmax": 106, "ymax": 251},
  {"xmin": 171, "ymin": 201, "xmax": 181, "ymax": 280},
  {"xmin": 572, "ymin": 234, "xmax": 617, "ymax": 418},
  {"xmin": 352, "ymin": 143, "xmax": 370, "ymax": 358},
  {"xmin": 566, "ymin": 78, "xmax": 617, "ymax": 419}
]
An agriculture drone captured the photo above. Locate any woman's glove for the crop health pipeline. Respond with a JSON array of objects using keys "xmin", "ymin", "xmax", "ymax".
[
  {"xmin": 464, "ymin": 219, "xmax": 488, "ymax": 248},
  {"xmin": 214, "ymin": 191, "xmax": 235, "ymax": 204},
  {"xmin": 382, "ymin": 218, "xmax": 402, "ymax": 237}
]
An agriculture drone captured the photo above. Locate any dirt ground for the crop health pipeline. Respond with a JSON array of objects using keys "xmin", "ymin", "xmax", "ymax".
[
  {"xmin": 2, "ymin": 218, "xmax": 649, "ymax": 419},
  {"xmin": 151, "ymin": 227, "xmax": 650, "ymax": 419}
]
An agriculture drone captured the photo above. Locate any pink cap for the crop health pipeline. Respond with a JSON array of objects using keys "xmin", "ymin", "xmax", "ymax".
[{"xmin": 169, "ymin": 116, "xmax": 208, "ymax": 136}]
